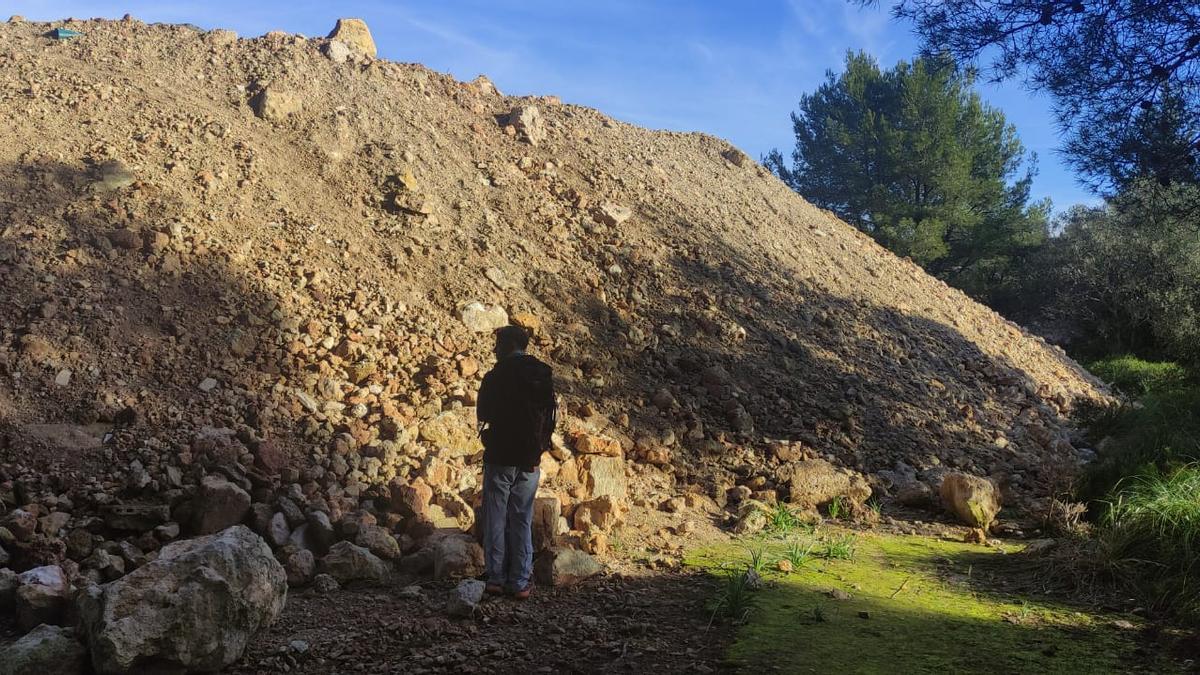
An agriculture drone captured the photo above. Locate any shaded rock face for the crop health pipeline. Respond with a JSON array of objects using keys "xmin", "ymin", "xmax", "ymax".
[
  {"xmin": 939, "ymin": 472, "xmax": 1002, "ymax": 529},
  {"xmin": 78, "ymin": 525, "xmax": 286, "ymax": 674},
  {"xmin": 0, "ymin": 624, "xmax": 87, "ymax": 675}
]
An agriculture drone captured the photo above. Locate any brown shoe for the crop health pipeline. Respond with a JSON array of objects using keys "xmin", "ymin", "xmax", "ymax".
[
  {"xmin": 511, "ymin": 583, "xmax": 533, "ymax": 600},
  {"xmin": 485, "ymin": 583, "xmax": 504, "ymax": 596}
]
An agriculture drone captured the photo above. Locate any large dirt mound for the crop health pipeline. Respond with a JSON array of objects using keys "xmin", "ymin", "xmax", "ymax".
[{"xmin": 0, "ymin": 16, "xmax": 1106, "ymax": 562}]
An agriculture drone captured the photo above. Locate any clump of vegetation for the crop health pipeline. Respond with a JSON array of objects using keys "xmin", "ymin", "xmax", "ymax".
[
  {"xmin": 747, "ymin": 545, "xmax": 769, "ymax": 573},
  {"xmin": 1088, "ymin": 355, "xmax": 1191, "ymax": 397},
  {"xmin": 709, "ymin": 568, "xmax": 758, "ymax": 625},
  {"xmin": 784, "ymin": 539, "xmax": 816, "ymax": 569},
  {"xmin": 1098, "ymin": 467, "xmax": 1200, "ymax": 620},
  {"xmin": 826, "ymin": 496, "xmax": 844, "ymax": 521},
  {"xmin": 1077, "ymin": 360, "xmax": 1200, "ymax": 504},
  {"xmin": 821, "ymin": 533, "xmax": 857, "ymax": 561},
  {"xmin": 765, "ymin": 502, "xmax": 803, "ymax": 534}
]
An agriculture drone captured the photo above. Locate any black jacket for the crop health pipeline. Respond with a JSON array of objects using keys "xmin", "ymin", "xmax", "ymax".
[{"xmin": 477, "ymin": 353, "xmax": 557, "ymax": 469}]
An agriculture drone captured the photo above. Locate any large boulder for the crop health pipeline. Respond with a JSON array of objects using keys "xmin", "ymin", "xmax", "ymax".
[
  {"xmin": 786, "ymin": 459, "xmax": 871, "ymax": 511},
  {"xmin": 318, "ymin": 541, "xmax": 389, "ymax": 584},
  {"xmin": 326, "ymin": 18, "xmax": 376, "ymax": 57},
  {"xmin": 939, "ymin": 472, "xmax": 1002, "ymax": 529},
  {"xmin": 534, "ymin": 547, "xmax": 602, "ymax": 586},
  {"xmin": 0, "ymin": 624, "xmax": 87, "ymax": 675},
  {"xmin": 78, "ymin": 525, "xmax": 286, "ymax": 674},
  {"xmin": 15, "ymin": 565, "xmax": 70, "ymax": 630}
]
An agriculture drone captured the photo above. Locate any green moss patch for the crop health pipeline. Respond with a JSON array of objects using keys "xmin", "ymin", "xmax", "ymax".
[{"xmin": 687, "ymin": 530, "xmax": 1170, "ymax": 674}]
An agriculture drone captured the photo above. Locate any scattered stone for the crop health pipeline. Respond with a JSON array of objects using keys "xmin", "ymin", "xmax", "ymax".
[
  {"xmin": 96, "ymin": 159, "xmax": 135, "ymax": 191},
  {"xmin": 355, "ymin": 524, "xmax": 401, "ymax": 560},
  {"xmin": 534, "ymin": 547, "xmax": 602, "ymax": 586},
  {"xmin": 572, "ymin": 432, "xmax": 622, "ymax": 457},
  {"xmin": 284, "ymin": 548, "xmax": 315, "ymax": 587},
  {"xmin": 319, "ymin": 541, "xmax": 389, "ymax": 584},
  {"xmin": 312, "ymin": 573, "xmax": 339, "ymax": 594},
  {"xmin": 433, "ymin": 534, "xmax": 484, "ymax": 580},
  {"xmin": 459, "ymin": 302, "xmax": 509, "ymax": 333},
  {"xmin": 78, "ymin": 526, "xmax": 286, "ymax": 674},
  {"xmin": 576, "ymin": 455, "xmax": 627, "ymax": 501},
  {"xmin": 102, "ymin": 504, "xmax": 170, "ymax": 532},
  {"xmin": 4, "ymin": 509, "xmax": 37, "ymax": 541},
  {"xmin": 504, "ymin": 105, "xmax": 546, "ymax": 146},
  {"xmin": 419, "ymin": 410, "xmax": 483, "ymax": 457},
  {"xmin": 787, "ymin": 459, "xmax": 871, "ymax": 512},
  {"xmin": 893, "ymin": 479, "xmax": 933, "ymax": 507},
  {"xmin": 192, "ymin": 475, "xmax": 251, "ymax": 535},
  {"xmin": 531, "ymin": 497, "xmax": 562, "ymax": 552},
  {"xmin": 592, "ymin": 202, "xmax": 633, "ymax": 227},
  {"xmin": 445, "ymin": 579, "xmax": 485, "ymax": 618},
  {"xmin": 397, "ymin": 584, "xmax": 423, "ymax": 599},
  {"xmin": 250, "ymin": 88, "xmax": 301, "ymax": 122}
]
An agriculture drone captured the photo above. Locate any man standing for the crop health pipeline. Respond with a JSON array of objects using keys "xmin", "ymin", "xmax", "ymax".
[{"xmin": 477, "ymin": 325, "xmax": 557, "ymax": 599}]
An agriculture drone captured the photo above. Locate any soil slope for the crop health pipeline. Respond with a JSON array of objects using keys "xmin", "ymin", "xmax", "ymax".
[{"xmin": 0, "ymin": 17, "xmax": 1106, "ymax": 536}]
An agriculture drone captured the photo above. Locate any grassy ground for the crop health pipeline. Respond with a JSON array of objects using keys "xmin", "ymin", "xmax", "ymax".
[{"xmin": 687, "ymin": 528, "xmax": 1171, "ymax": 674}]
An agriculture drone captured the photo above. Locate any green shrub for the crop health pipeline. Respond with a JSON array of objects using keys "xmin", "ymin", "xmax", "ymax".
[
  {"xmin": 710, "ymin": 568, "xmax": 758, "ymax": 625},
  {"xmin": 1077, "ymin": 371, "xmax": 1200, "ymax": 504},
  {"xmin": 1099, "ymin": 466, "xmax": 1200, "ymax": 619},
  {"xmin": 1087, "ymin": 355, "xmax": 1190, "ymax": 396}
]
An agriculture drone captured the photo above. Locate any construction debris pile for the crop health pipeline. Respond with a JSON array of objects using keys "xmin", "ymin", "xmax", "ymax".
[{"xmin": 0, "ymin": 15, "xmax": 1109, "ymax": 673}]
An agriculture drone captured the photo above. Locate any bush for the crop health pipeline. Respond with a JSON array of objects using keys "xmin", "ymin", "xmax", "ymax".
[
  {"xmin": 1098, "ymin": 467, "xmax": 1200, "ymax": 620},
  {"xmin": 1087, "ymin": 355, "xmax": 1191, "ymax": 397},
  {"xmin": 1077, "ymin": 362, "xmax": 1200, "ymax": 504},
  {"xmin": 1027, "ymin": 180, "xmax": 1200, "ymax": 365}
]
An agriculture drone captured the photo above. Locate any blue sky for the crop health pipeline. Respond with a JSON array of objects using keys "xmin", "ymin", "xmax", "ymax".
[{"xmin": 11, "ymin": 0, "xmax": 1097, "ymax": 212}]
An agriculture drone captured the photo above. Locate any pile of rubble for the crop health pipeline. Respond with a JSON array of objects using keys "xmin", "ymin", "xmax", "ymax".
[{"xmin": 0, "ymin": 15, "xmax": 1111, "ymax": 672}]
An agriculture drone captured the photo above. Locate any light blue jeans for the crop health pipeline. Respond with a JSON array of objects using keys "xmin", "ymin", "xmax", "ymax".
[{"xmin": 482, "ymin": 463, "xmax": 541, "ymax": 591}]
